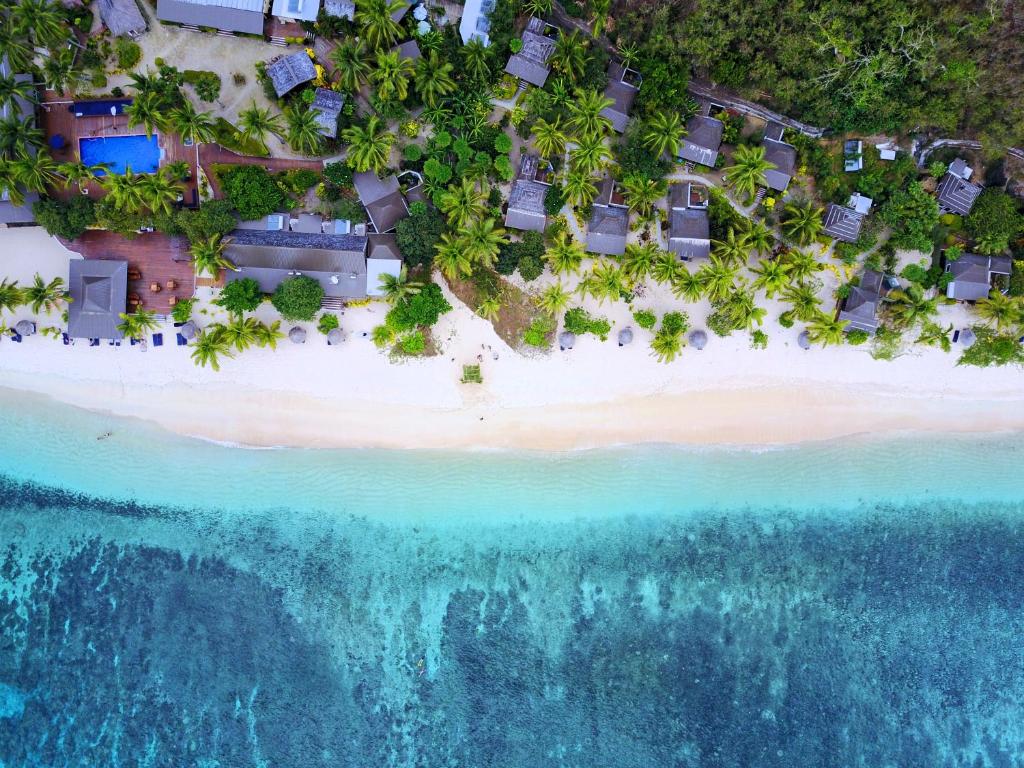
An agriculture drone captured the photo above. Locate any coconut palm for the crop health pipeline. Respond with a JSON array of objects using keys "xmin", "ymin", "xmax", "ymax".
[
  {"xmin": 711, "ymin": 227, "xmax": 752, "ymax": 266},
  {"xmin": 783, "ymin": 249, "xmax": 820, "ymax": 283},
  {"xmin": 476, "ymin": 295, "xmax": 501, "ymax": 321},
  {"xmin": 974, "ymin": 232, "xmax": 1009, "ymax": 255},
  {"xmin": 651, "ymin": 251, "xmax": 680, "ymax": 284},
  {"xmin": 532, "ymin": 117, "xmax": 567, "ymax": 159},
  {"xmin": 163, "ymin": 160, "xmax": 192, "ymax": 182},
  {"xmin": 239, "ymin": 103, "xmax": 284, "ymax": 148},
  {"xmin": 886, "ymin": 283, "xmax": 938, "ymax": 329},
  {"xmin": 751, "ymin": 258, "xmax": 792, "ymax": 298},
  {"xmin": 551, "ymin": 30, "xmax": 589, "ymax": 84},
  {"xmin": 117, "ymin": 308, "xmax": 160, "ymax": 341},
  {"xmin": 582, "ymin": 261, "xmax": 625, "ymax": 304},
  {"xmin": 168, "ymin": 100, "xmax": 216, "ymax": 145},
  {"xmin": 415, "ymin": 52, "xmax": 456, "ymax": 108},
  {"xmin": 650, "ymin": 327, "xmax": 683, "ymax": 362},
  {"xmin": 0, "ymin": 116, "xmax": 44, "ymax": 159},
  {"xmin": 536, "ymin": 281, "xmax": 570, "ymax": 315},
  {"xmin": 373, "ymin": 49, "xmax": 414, "ymax": 103},
  {"xmin": 357, "ymin": 0, "xmax": 404, "ymax": 49},
  {"xmin": 562, "ymin": 167, "xmax": 599, "ymax": 208},
  {"xmin": 621, "ymin": 175, "xmax": 666, "ymax": 221},
  {"xmin": 58, "ymin": 161, "xmax": 108, "ymax": 191},
  {"xmin": 697, "ymin": 255, "xmax": 739, "ymax": 301},
  {"xmin": 916, "ymin": 321, "xmax": 953, "ymax": 352},
  {"xmin": 781, "ymin": 281, "xmax": 821, "ymax": 323},
  {"xmin": 102, "ymin": 167, "xmax": 146, "ymax": 212},
  {"xmin": 0, "ymin": 29, "xmax": 34, "ymax": 73},
  {"xmin": 544, "ymin": 234, "xmax": 584, "ymax": 276},
  {"xmin": 190, "ymin": 327, "xmax": 234, "ymax": 371},
  {"xmin": 975, "ymin": 291, "xmax": 1021, "ymax": 331},
  {"xmin": 642, "ymin": 112, "xmax": 685, "ymax": 159},
  {"xmin": 622, "ymin": 242, "xmax": 658, "ymax": 283},
  {"xmin": 283, "ymin": 106, "xmax": 323, "ymax": 155},
  {"xmin": 433, "ymin": 232, "xmax": 473, "ymax": 280},
  {"xmin": 461, "ymin": 217, "xmax": 507, "ymax": 269},
  {"xmin": 724, "ymin": 144, "xmax": 775, "ymax": 203},
  {"xmin": 40, "ymin": 48, "xmax": 86, "ymax": 95},
  {"xmin": 0, "ymin": 160, "xmax": 21, "ymax": 205},
  {"xmin": 806, "ymin": 312, "xmax": 849, "ymax": 347},
  {"xmin": 590, "ymin": 0, "xmax": 611, "ymax": 36},
  {"xmin": 372, "ymin": 323, "xmax": 396, "ymax": 348},
  {"xmin": 191, "ymin": 235, "xmax": 235, "ymax": 278},
  {"xmin": 125, "ymin": 92, "xmax": 167, "ymax": 139},
  {"xmin": 13, "ymin": 150, "xmax": 60, "ymax": 193},
  {"xmin": 23, "ymin": 274, "xmax": 68, "ymax": 315},
  {"xmin": 139, "ymin": 171, "xmax": 181, "ymax": 215},
  {"xmin": 725, "ymin": 285, "xmax": 767, "ymax": 330},
  {"xmin": 569, "ymin": 134, "xmax": 612, "ymax": 175},
  {"xmin": 461, "ymin": 39, "xmax": 493, "ymax": 83},
  {"xmin": 379, "ymin": 265, "xmax": 423, "ymax": 304},
  {"xmin": 221, "ymin": 314, "xmax": 262, "ymax": 352},
  {"xmin": 439, "ymin": 178, "xmax": 488, "ymax": 228},
  {"xmin": 523, "ymin": 0, "xmax": 552, "ymax": 16},
  {"xmin": 0, "ymin": 279, "xmax": 25, "ymax": 316},
  {"xmin": 330, "ymin": 40, "xmax": 373, "ymax": 93},
  {"xmin": 744, "ymin": 219, "xmax": 775, "ymax": 256},
  {"xmin": 342, "ymin": 115, "xmax": 393, "ymax": 174},
  {"xmin": 13, "ymin": 0, "xmax": 67, "ymax": 47},
  {"xmin": 567, "ymin": 90, "xmax": 613, "ymax": 140},
  {"xmin": 781, "ymin": 200, "xmax": 825, "ymax": 246},
  {"xmin": 0, "ymin": 76, "xmax": 34, "ymax": 110},
  {"xmin": 666, "ymin": 268, "xmax": 700, "ymax": 304},
  {"xmin": 255, "ymin": 320, "xmax": 285, "ymax": 349}
]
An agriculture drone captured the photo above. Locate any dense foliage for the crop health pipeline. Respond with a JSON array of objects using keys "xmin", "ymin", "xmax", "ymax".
[
  {"xmin": 271, "ymin": 276, "xmax": 323, "ymax": 321},
  {"xmin": 32, "ymin": 197, "xmax": 95, "ymax": 240},
  {"xmin": 396, "ymin": 204, "xmax": 446, "ymax": 268},
  {"xmin": 216, "ymin": 278, "xmax": 263, "ymax": 315},
  {"xmin": 220, "ymin": 166, "xmax": 287, "ymax": 220},
  {"xmin": 386, "ymin": 283, "xmax": 452, "ymax": 330}
]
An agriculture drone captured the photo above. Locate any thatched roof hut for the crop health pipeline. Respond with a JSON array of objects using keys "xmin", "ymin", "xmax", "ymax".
[
  {"xmin": 617, "ymin": 327, "xmax": 633, "ymax": 346},
  {"xmin": 959, "ymin": 328, "xmax": 976, "ymax": 347},
  {"xmin": 326, "ymin": 328, "xmax": 343, "ymax": 346},
  {"xmin": 180, "ymin": 321, "xmax": 197, "ymax": 340},
  {"xmin": 688, "ymin": 329, "xmax": 707, "ymax": 350},
  {"xmin": 797, "ymin": 330, "xmax": 811, "ymax": 350},
  {"xmin": 289, "ymin": 326, "xmax": 307, "ymax": 344},
  {"xmin": 15, "ymin": 320, "xmax": 35, "ymax": 337},
  {"xmin": 558, "ymin": 331, "xmax": 575, "ymax": 350}
]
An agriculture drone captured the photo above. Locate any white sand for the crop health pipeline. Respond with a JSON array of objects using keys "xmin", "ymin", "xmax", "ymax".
[{"xmin": 1, "ymin": 228, "xmax": 1022, "ymax": 450}]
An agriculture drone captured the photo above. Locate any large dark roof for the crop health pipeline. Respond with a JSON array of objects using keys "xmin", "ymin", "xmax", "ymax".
[
  {"xmin": 266, "ymin": 52, "xmax": 317, "ymax": 97},
  {"xmin": 394, "ymin": 40, "xmax": 421, "ymax": 62},
  {"xmin": 68, "ymin": 260, "xmax": 128, "ymax": 339},
  {"xmin": 505, "ymin": 179, "xmax": 547, "ymax": 231},
  {"xmin": 678, "ymin": 115, "xmax": 724, "ymax": 167},
  {"xmin": 600, "ymin": 62, "xmax": 638, "ymax": 134},
  {"xmin": 352, "ymin": 172, "xmax": 409, "ymax": 233},
  {"xmin": 504, "ymin": 17, "xmax": 555, "ymax": 87},
  {"xmin": 822, "ymin": 203, "xmax": 865, "ymax": 243},
  {"xmin": 586, "ymin": 205, "xmax": 628, "ymax": 255},
  {"xmin": 98, "ymin": 0, "xmax": 147, "ymax": 35},
  {"xmin": 668, "ymin": 209, "xmax": 710, "ymax": 260},
  {"xmin": 311, "ymin": 88, "xmax": 344, "ymax": 137},
  {"xmin": 936, "ymin": 172, "xmax": 982, "ymax": 216},
  {"xmin": 156, "ymin": 0, "xmax": 266, "ymax": 34},
  {"xmin": 946, "ymin": 253, "xmax": 1012, "ymax": 301},
  {"xmin": 838, "ymin": 269, "xmax": 885, "ymax": 333},
  {"xmin": 229, "ymin": 228, "xmax": 367, "ymax": 252},
  {"xmin": 762, "ymin": 139, "xmax": 797, "ymax": 192}
]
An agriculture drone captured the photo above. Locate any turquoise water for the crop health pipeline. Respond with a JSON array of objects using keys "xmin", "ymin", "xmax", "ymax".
[
  {"xmin": 2, "ymin": 387, "xmax": 1024, "ymax": 766},
  {"xmin": 78, "ymin": 134, "xmax": 161, "ymax": 176}
]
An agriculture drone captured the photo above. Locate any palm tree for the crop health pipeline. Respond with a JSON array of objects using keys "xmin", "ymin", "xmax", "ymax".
[
  {"xmin": 781, "ymin": 200, "xmax": 824, "ymax": 246},
  {"xmin": 916, "ymin": 322, "xmax": 953, "ymax": 352},
  {"xmin": 190, "ymin": 327, "xmax": 234, "ymax": 371},
  {"xmin": 342, "ymin": 116, "xmax": 393, "ymax": 173},
  {"xmin": 590, "ymin": 0, "xmax": 611, "ymax": 36},
  {"xmin": 255, "ymin": 320, "xmax": 285, "ymax": 349},
  {"xmin": 0, "ymin": 29, "xmax": 34, "ymax": 73},
  {"xmin": 139, "ymin": 172, "xmax": 181, "ymax": 215},
  {"xmin": 886, "ymin": 283, "xmax": 938, "ymax": 329},
  {"xmin": 415, "ymin": 52, "xmax": 456, "ymax": 108},
  {"xmin": 781, "ymin": 282, "xmax": 821, "ymax": 323},
  {"xmin": 783, "ymin": 249, "xmax": 820, "ymax": 283},
  {"xmin": 651, "ymin": 328, "xmax": 683, "ymax": 363},
  {"xmin": 671, "ymin": 265, "xmax": 704, "ymax": 301},
  {"xmin": 806, "ymin": 312, "xmax": 848, "ymax": 347},
  {"xmin": 373, "ymin": 49, "xmax": 414, "ymax": 103},
  {"xmin": 0, "ymin": 75, "xmax": 35, "ymax": 109},
  {"xmin": 13, "ymin": 0, "xmax": 67, "ymax": 47},
  {"xmin": 651, "ymin": 251, "xmax": 680, "ymax": 284},
  {"xmin": 191, "ymin": 235, "xmax": 235, "ymax": 278},
  {"xmin": 40, "ymin": 48, "xmax": 86, "ymax": 95},
  {"xmin": 697, "ymin": 255, "xmax": 739, "ymax": 301},
  {"xmin": 975, "ymin": 291, "xmax": 1021, "ymax": 331},
  {"xmin": 551, "ymin": 30, "xmax": 589, "ymax": 84},
  {"xmin": 744, "ymin": 219, "xmax": 775, "ymax": 256},
  {"xmin": 711, "ymin": 227, "xmax": 752, "ymax": 266},
  {"xmin": 622, "ymin": 242, "xmax": 658, "ymax": 283},
  {"xmin": 476, "ymin": 295, "xmax": 501, "ymax": 321},
  {"xmin": 357, "ymin": 0, "xmax": 405, "ymax": 49},
  {"xmin": 168, "ymin": 100, "xmax": 216, "ymax": 145},
  {"xmin": 239, "ymin": 103, "xmax": 284, "ymax": 148},
  {"xmin": 544, "ymin": 234, "xmax": 584, "ymax": 276},
  {"xmin": 284, "ymin": 106, "xmax": 323, "ymax": 155},
  {"xmin": 725, "ymin": 285, "xmax": 766, "ymax": 330},
  {"xmin": 724, "ymin": 144, "xmax": 775, "ymax": 203},
  {"xmin": 562, "ymin": 167, "xmax": 599, "ymax": 208},
  {"xmin": 13, "ymin": 150, "xmax": 60, "ymax": 194},
  {"xmin": 642, "ymin": 112, "xmax": 685, "ymax": 159},
  {"xmin": 584, "ymin": 261, "xmax": 625, "ymax": 305},
  {"xmin": 440, "ymin": 178, "xmax": 488, "ymax": 228},
  {"xmin": 621, "ymin": 175, "xmax": 666, "ymax": 221},
  {"xmin": 221, "ymin": 314, "xmax": 262, "ymax": 352},
  {"xmin": 751, "ymin": 259, "xmax": 792, "ymax": 298},
  {"xmin": 0, "ymin": 160, "xmax": 22, "ymax": 205},
  {"xmin": 569, "ymin": 134, "xmax": 612, "ymax": 175},
  {"xmin": 523, "ymin": 0, "xmax": 552, "ymax": 16},
  {"xmin": 58, "ymin": 161, "xmax": 107, "ymax": 191},
  {"xmin": 0, "ymin": 278, "xmax": 25, "ymax": 316},
  {"xmin": 433, "ymin": 232, "xmax": 473, "ymax": 280},
  {"xmin": 532, "ymin": 117, "xmax": 567, "ymax": 159},
  {"xmin": 0, "ymin": 116, "xmax": 44, "ymax": 158},
  {"xmin": 125, "ymin": 92, "xmax": 167, "ymax": 139},
  {"xmin": 24, "ymin": 274, "xmax": 68, "ymax": 315},
  {"xmin": 461, "ymin": 39, "xmax": 492, "ymax": 83},
  {"xmin": 567, "ymin": 90, "xmax": 613, "ymax": 140},
  {"xmin": 379, "ymin": 265, "xmax": 423, "ymax": 304},
  {"xmin": 117, "ymin": 308, "xmax": 160, "ymax": 341},
  {"xmin": 330, "ymin": 40, "xmax": 373, "ymax": 93},
  {"xmin": 102, "ymin": 167, "xmax": 146, "ymax": 212},
  {"xmin": 461, "ymin": 218, "xmax": 507, "ymax": 269},
  {"xmin": 536, "ymin": 281, "xmax": 570, "ymax": 315}
]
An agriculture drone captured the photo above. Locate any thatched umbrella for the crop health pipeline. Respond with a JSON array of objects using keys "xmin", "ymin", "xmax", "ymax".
[
  {"xmin": 180, "ymin": 321, "xmax": 197, "ymax": 340},
  {"xmin": 14, "ymin": 320, "xmax": 36, "ymax": 337},
  {"xmin": 688, "ymin": 329, "xmax": 707, "ymax": 350},
  {"xmin": 797, "ymin": 330, "xmax": 811, "ymax": 350},
  {"xmin": 959, "ymin": 329, "xmax": 976, "ymax": 347},
  {"xmin": 289, "ymin": 326, "xmax": 307, "ymax": 344},
  {"xmin": 326, "ymin": 328, "xmax": 343, "ymax": 346},
  {"xmin": 617, "ymin": 327, "xmax": 633, "ymax": 347},
  {"xmin": 558, "ymin": 331, "xmax": 575, "ymax": 350}
]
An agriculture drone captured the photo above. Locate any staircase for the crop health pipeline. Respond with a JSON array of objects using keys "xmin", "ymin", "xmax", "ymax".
[
  {"xmin": 754, "ymin": 187, "xmax": 767, "ymax": 205},
  {"xmin": 269, "ymin": 36, "xmax": 289, "ymax": 47},
  {"xmin": 321, "ymin": 296, "xmax": 346, "ymax": 311}
]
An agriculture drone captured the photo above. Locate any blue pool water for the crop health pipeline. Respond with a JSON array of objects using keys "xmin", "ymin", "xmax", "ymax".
[
  {"xmin": 2, "ymin": 388, "xmax": 1024, "ymax": 766},
  {"xmin": 78, "ymin": 133, "xmax": 161, "ymax": 175}
]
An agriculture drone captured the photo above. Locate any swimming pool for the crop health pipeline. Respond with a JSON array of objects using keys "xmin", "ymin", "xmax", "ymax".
[{"xmin": 79, "ymin": 134, "xmax": 162, "ymax": 175}]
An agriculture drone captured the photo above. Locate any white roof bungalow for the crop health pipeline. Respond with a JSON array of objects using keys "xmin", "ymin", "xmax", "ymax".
[
  {"xmin": 460, "ymin": 0, "xmax": 494, "ymax": 45},
  {"xmin": 272, "ymin": 0, "xmax": 321, "ymax": 21}
]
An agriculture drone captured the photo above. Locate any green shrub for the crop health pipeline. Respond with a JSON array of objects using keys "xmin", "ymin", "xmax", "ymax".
[
  {"xmin": 523, "ymin": 315, "xmax": 555, "ymax": 347},
  {"xmin": 403, "ymin": 144, "xmax": 423, "ymax": 163},
  {"xmin": 271, "ymin": 276, "xmax": 324, "ymax": 321},
  {"xmin": 900, "ymin": 263, "xmax": 930, "ymax": 285},
  {"xmin": 632, "ymin": 309, "xmax": 657, "ymax": 329},
  {"xmin": 221, "ymin": 165, "xmax": 286, "ymax": 219},
  {"xmin": 216, "ymin": 278, "xmax": 263, "ymax": 314},
  {"xmin": 661, "ymin": 311, "xmax": 688, "ymax": 336},
  {"xmin": 494, "ymin": 133, "xmax": 512, "ymax": 154},
  {"xmin": 318, "ymin": 313, "xmax": 340, "ymax": 335},
  {"xmin": 1009, "ymin": 260, "xmax": 1024, "ymax": 297},
  {"xmin": 564, "ymin": 307, "xmax": 612, "ymax": 340},
  {"xmin": 323, "ymin": 161, "xmax": 353, "ymax": 187},
  {"xmin": 171, "ymin": 298, "xmax": 195, "ymax": 324},
  {"xmin": 91, "ymin": 72, "xmax": 107, "ymax": 89},
  {"xmin": 957, "ymin": 327, "xmax": 1024, "ymax": 367},
  {"xmin": 544, "ymin": 183, "xmax": 566, "ymax": 216},
  {"xmin": 386, "ymin": 282, "xmax": 452, "ymax": 329},
  {"xmin": 176, "ymin": 199, "xmax": 237, "ymax": 243},
  {"xmin": 778, "ymin": 313, "xmax": 794, "ymax": 329},
  {"xmin": 183, "ymin": 69, "xmax": 222, "ymax": 102},
  {"xmin": 114, "ymin": 38, "xmax": 142, "ymax": 70},
  {"xmin": 493, "ymin": 154, "xmax": 514, "ymax": 182},
  {"xmin": 284, "ymin": 168, "xmax": 320, "ymax": 191},
  {"xmin": 847, "ymin": 329, "xmax": 870, "ymax": 345},
  {"xmin": 32, "ymin": 197, "xmax": 95, "ymax": 240},
  {"xmin": 396, "ymin": 205, "xmax": 445, "ymax": 268},
  {"xmin": 399, "ymin": 330, "xmax": 426, "ymax": 355},
  {"xmin": 497, "ymin": 231, "xmax": 545, "ymax": 275},
  {"xmin": 423, "ymin": 157, "xmax": 452, "ymax": 184},
  {"xmin": 518, "ymin": 254, "xmax": 543, "ymax": 281},
  {"xmin": 751, "ymin": 329, "xmax": 769, "ymax": 349}
]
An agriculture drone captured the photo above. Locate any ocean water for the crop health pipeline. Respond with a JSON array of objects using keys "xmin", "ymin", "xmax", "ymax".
[{"xmin": 2, "ymin": 388, "xmax": 1024, "ymax": 767}]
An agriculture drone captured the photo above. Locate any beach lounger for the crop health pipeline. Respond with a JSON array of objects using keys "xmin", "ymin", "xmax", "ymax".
[
  {"xmin": 952, "ymin": 330, "xmax": 960, "ymax": 343},
  {"xmin": 152, "ymin": 333, "xmax": 163, "ymax": 347},
  {"xmin": 62, "ymin": 332, "xmax": 73, "ymax": 346},
  {"xmin": 11, "ymin": 333, "xmax": 22, "ymax": 343},
  {"xmin": 90, "ymin": 338, "xmax": 100, "ymax": 347},
  {"xmin": 176, "ymin": 333, "xmax": 187, "ymax": 346},
  {"xmin": 130, "ymin": 338, "xmax": 140, "ymax": 346}
]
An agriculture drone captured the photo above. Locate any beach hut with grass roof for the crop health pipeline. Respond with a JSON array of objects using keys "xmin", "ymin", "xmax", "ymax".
[
  {"xmin": 688, "ymin": 329, "xmax": 707, "ymax": 350},
  {"xmin": 797, "ymin": 330, "xmax": 811, "ymax": 350},
  {"xmin": 558, "ymin": 331, "xmax": 575, "ymax": 350},
  {"xmin": 289, "ymin": 326, "xmax": 307, "ymax": 344}
]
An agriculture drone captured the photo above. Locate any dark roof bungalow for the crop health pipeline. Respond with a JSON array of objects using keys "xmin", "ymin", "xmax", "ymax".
[
  {"xmin": 97, "ymin": 0, "xmax": 147, "ymax": 36},
  {"xmin": 352, "ymin": 171, "xmax": 410, "ymax": 233},
  {"xmin": 67, "ymin": 260, "xmax": 128, "ymax": 340},
  {"xmin": 678, "ymin": 115, "xmax": 723, "ymax": 168},
  {"xmin": 936, "ymin": 159, "xmax": 983, "ymax": 216},
  {"xmin": 667, "ymin": 183, "xmax": 710, "ymax": 260},
  {"xmin": 311, "ymin": 88, "xmax": 344, "ymax": 138},
  {"xmin": 822, "ymin": 203, "xmax": 865, "ymax": 244},
  {"xmin": 504, "ymin": 17, "xmax": 555, "ymax": 87},
  {"xmin": 838, "ymin": 268, "xmax": 885, "ymax": 334},
  {"xmin": 600, "ymin": 62, "xmax": 639, "ymax": 134},
  {"xmin": 504, "ymin": 154, "xmax": 548, "ymax": 232},
  {"xmin": 266, "ymin": 52, "xmax": 318, "ymax": 98},
  {"xmin": 0, "ymin": 56, "xmax": 37, "ymax": 224},
  {"xmin": 945, "ymin": 253, "xmax": 1012, "ymax": 301},
  {"xmin": 156, "ymin": 0, "xmax": 266, "ymax": 35},
  {"xmin": 585, "ymin": 178, "xmax": 629, "ymax": 255},
  {"xmin": 394, "ymin": 40, "xmax": 421, "ymax": 63},
  {"xmin": 762, "ymin": 138, "xmax": 797, "ymax": 193}
]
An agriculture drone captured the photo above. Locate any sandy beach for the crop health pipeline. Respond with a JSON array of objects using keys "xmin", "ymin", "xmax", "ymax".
[{"xmin": 1, "ymin": 228, "xmax": 1023, "ymax": 450}]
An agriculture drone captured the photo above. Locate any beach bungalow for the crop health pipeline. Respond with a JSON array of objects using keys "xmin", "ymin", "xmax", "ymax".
[
  {"xmin": 504, "ymin": 17, "xmax": 556, "ymax": 88},
  {"xmin": 837, "ymin": 268, "xmax": 886, "ymax": 334},
  {"xmin": 97, "ymin": 0, "xmax": 147, "ymax": 37},
  {"xmin": 365, "ymin": 234, "xmax": 404, "ymax": 297},
  {"xmin": 460, "ymin": 0, "xmax": 494, "ymax": 45},
  {"xmin": 271, "ymin": 0, "xmax": 321, "ymax": 23},
  {"xmin": 600, "ymin": 62, "xmax": 640, "ymax": 135},
  {"xmin": 67, "ymin": 260, "xmax": 128, "ymax": 341},
  {"xmin": 504, "ymin": 154, "xmax": 549, "ymax": 232},
  {"xmin": 945, "ymin": 253, "xmax": 1012, "ymax": 301},
  {"xmin": 311, "ymin": 88, "xmax": 344, "ymax": 138},
  {"xmin": 0, "ymin": 56, "xmax": 37, "ymax": 225},
  {"xmin": 844, "ymin": 139, "xmax": 863, "ymax": 172},
  {"xmin": 352, "ymin": 171, "xmax": 410, "ymax": 234},
  {"xmin": 394, "ymin": 40, "xmax": 422, "ymax": 63},
  {"xmin": 677, "ymin": 115, "xmax": 723, "ymax": 168},
  {"xmin": 823, "ymin": 193, "xmax": 872, "ymax": 244},
  {"xmin": 667, "ymin": 183, "xmax": 710, "ymax": 261},
  {"xmin": 760, "ymin": 121, "xmax": 797, "ymax": 193},
  {"xmin": 585, "ymin": 177, "xmax": 629, "ymax": 255},
  {"xmin": 266, "ymin": 52, "xmax": 318, "ymax": 98},
  {"xmin": 936, "ymin": 157, "xmax": 983, "ymax": 216},
  {"xmin": 156, "ymin": 0, "xmax": 265, "ymax": 35},
  {"xmin": 324, "ymin": 0, "xmax": 355, "ymax": 19}
]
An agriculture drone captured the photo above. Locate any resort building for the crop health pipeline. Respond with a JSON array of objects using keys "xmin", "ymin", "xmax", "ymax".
[
  {"xmin": 762, "ymin": 121, "xmax": 797, "ymax": 193},
  {"xmin": 936, "ymin": 157, "xmax": 983, "ymax": 216},
  {"xmin": 504, "ymin": 17, "xmax": 556, "ymax": 88},
  {"xmin": 0, "ymin": 56, "xmax": 37, "ymax": 225},
  {"xmin": 352, "ymin": 171, "xmax": 410, "ymax": 234},
  {"xmin": 838, "ymin": 268, "xmax": 886, "ymax": 334},
  {"xmin": 271, "ymin": 0, "xmax": 321, "ymax": 23},
  {"xmin": 67, "ymin": 260, "xmax": 128, "ymax": 341},
  {"xmin": 460, "ymin": 0, "xmax": 494, "ymax": 44},
  {"xmin": 266, "ymin": 52, "xmax": 318, "ymax": 98},
  {"xmin": 667, "ymin": 183, "xmax": 711, "ymax": 261},
  {"xmin": 585, "ymin": 177, "xmax": 629, "ymax": 255},
  {"xmin": 311, "ymin": 88, "xmax": 344, "ymax": 138},
  {"xmin": 844, "ymin": 139, "xmax": 863, "ymax": 172},
  {"xmin": 504, "ymin": 154, "xmax": 549, "ymax": 232},
  {"xmin": 156, "ymin": 0, "xmax": 266, "ymax": 35},
  {"xmin": 823, "ymin": 192, "xmax": 872, "ymax": 244},
  {"xmin": 677, "ymin": 115, "xmax": 723, "ymax": 168},
  {"xmin": 600, "ymin": 62, "xmax": 639, "ymax": 134},
  {"xmin": 945, "ymin": 253, "xmax": 1012, "ymax": 301},
  {"xmin": 97, "ymin": 0, "xmax": 147, "ymax": 37},
  {"xmin": 394, "ymin": 40, "xmax": 422, "ymax": 63}
]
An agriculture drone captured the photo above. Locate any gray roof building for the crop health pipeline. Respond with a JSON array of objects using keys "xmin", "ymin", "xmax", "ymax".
[
  {"xmin": 600, "ymin": 62, "xmax": 638, "ymax": 134},
  {"xmin": 762, "ymin": 138, "xmax": 797, "ymax": 193},
  {"xmin": 67, "ymin": 260, "xmax": 128, "ymax": 340},
  {"xmin": 822, "ymin": 202, "xmax": 865, "ymax": 243},
  {"xmin": 394, "ymin": 39, "xmax": 421, "ymax": 62},
  {"xmin": 504, "ymin": 17, "xmax": 555, "ymax": 87},
  {"xmin": 0, "ymin": 57, "xmax": 37, "ymax": 224},
  {"xmin": 391, "ymin": 0, "xmax": 411, "ymax": 21},
  {"xmin": 353, "ymin": 171, "xmax": 409, "ymax": 233},
  {"xmin": 366, "ymin": 234, "xmax": 403, "ymax": 296},
  {"xmin": 504, "ymin": 154, "xmax": 548, "ymax": 232},
  {"xmin": 585, "ymin": 176, "xmax": 628, "ymax": 255},
  {"xmin": 936, "ymin": 172, "xmax": 982, "ymax": 216},
  {"xmin": 678, "ymin": 115, "xmax": 724, "ymax": 167},
  {"xmin": 459, "ymin": 0, "xmax": 494, "ymax": 45},
  {"xmin": 155, "ymin": 0, "xmax": 266, "ymax": 35},
  {"xmin": 311, "ymin": 88, "xmax": 344, "ymax": 137},
  {"xmin": 98, "ymin": 0, "xmax": 147, "ymax": 36},
  {"xmin": 271, "ymin": 0, "xmax": 320, "ymax": 22},
  {"xmin": 667, "ymin": 182, "xmax": 710, "ymax": 260},
  {"xmin": 838, "ymin": 268, "xmax": 885, "ymax": 334},
  {"xmin": 945, "ymin": 253, "xmax": 1012, "ymax": 301},
  {"xmin": 266, "ymin": 52, "xmax": 317, "ymax": 97}
]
